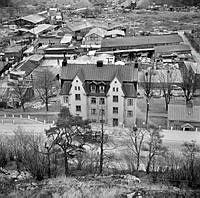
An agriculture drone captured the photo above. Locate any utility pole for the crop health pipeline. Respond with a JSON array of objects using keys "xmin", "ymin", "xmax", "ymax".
[{"xmin": 99, "ymin": 107, "xmax": 104, "ymax": 175}]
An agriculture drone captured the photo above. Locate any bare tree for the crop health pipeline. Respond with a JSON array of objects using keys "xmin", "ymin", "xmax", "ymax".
[
  {"xmin": 45, "ymin": 107, "xmax": 94, "ymax": 176},
  {"xmin": 144, "ymin": 127, "xmax": 167, "ymax": 174},
  {"xmin": 180, "ymin": 67, "xmax": 196, "ymax": 104},
  {"xmin": 35, "ymin": 69, "xmax": 56, "ymax": 111},
  {"xmin": 12, "ymin": 80, "xmax": 31, "ymax": 112},
  {"xmin": 140, "ymin": 69, "xmax": 154, "ymax": 128},
  {"xmin": 158, "ymin": 70, "xmax": 177, "ymax": 111},
  {"xmin": 182, "ymin": 140, "xmax": 200, "ymax": 185},
  {"xmin": 126, "ymin": 127, "xmax": 147, "ymax": 171}
]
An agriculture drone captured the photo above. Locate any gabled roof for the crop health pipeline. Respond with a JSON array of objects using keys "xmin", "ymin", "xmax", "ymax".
[
  {"xmin": 85, "ymin": 28, "xmax": 107, "ymax": 38},
  {"xmin": 29, "ymin": 24, "xmax": 52, "ymax": 35},
  {"xmin": 21, "ymin": 14, "xmax": 46, "ymax": 24},
  {"xmin": 106, "ymin": 30, "xmax": 125, "ymax": 37},
  {"xmin": 101, "ymin": 34, "xmax": 183, "ymax": 49},
  {"xmin": 60, "ymin": 81, "xmax": 71, "ymax": 95},
  {"xmin": 17, "ymin": 55, "xmax": 43, "ymax": 76},
  {"xmin": 122, "ymin": 83, "xmax": 137, "ymax": 98},
  {"xmin": 61, "ymin": 63, "xmax": 137, "ymax": 82},
  {"xmin": 76, "ymin": 69, "xmax": 85, "ymax": 82},
  {"xmin": 181, "ymin": 123, "xmax": 195, "ymax": 129},
  {"xmin": 68, "ymin": 21, "xmax": 93, "ymax": 32}
]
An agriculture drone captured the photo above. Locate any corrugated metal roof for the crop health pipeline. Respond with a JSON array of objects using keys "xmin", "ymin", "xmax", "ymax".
[
  {"xmin": 60, "ymin": 34, "xmax": 72, "ymax": 44},
  {"xmin": 85, "ymin": 28, "xmax": 107, "ymax": 38},
  {"xmin": 69, "ymin": 21, "xmax": 93, "ymax": 32},
  {"xmin": 21, "ymin": 14, "xmax": 46, "ymax": 24},
  {"xmin": 101, "ymin": 34, "xmax": 183, "ymax": 49},
  {"xmin": 106, "ymin": 30, "xmax": 125, "ymax": 37},
  {"xmin": 29, "ymin": 24, "xmax": 52, "ymax": 35},
  {"xmin": 155, "ymin": 44, "xmax": 191, "ymax": 55},
  {"xmin": 168, "ymin": 99, "xmax": 200, "ymax": 122}
]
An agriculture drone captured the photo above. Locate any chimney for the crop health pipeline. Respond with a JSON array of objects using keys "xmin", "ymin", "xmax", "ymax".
[
  {"xmin": 97, "ymin": 60, "xmax": 103, "ymax": 68},
  {"xmin": 62, "ymin": 52, "xmax": 67, "ymax": 67}
]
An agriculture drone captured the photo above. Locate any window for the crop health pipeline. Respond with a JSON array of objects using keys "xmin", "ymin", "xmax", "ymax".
[
  {"xmin": 76, "ymin": 105, "xmax": 81, "ymax": 112},
  {"xmin": 113, "ymin": 87, "xmax": 115, "ymax": 92},
  {"xmin": 75, "ymin": 86, "xmax": 77, "ymax": 90},
  {"xmin": 99, "ymin": 98, "xmax": 105, "ymax": 105},
  {"xmin": 113, "ymin": 95, "xmax": 118, "ymax": 102},
  {"xmin": 75, "ymin": 94, "xmax": 81, "ymax": 100},
  {"xmin": 113, "ymin": 118, "xmax": 118, "ymax": 126},
  {"xmin": 91, "ymin": 109, "xmax": 96, "ymax": 115},
  {"xmin": 90, "ymin": 85, "xmax": 96, "ymax": 93},
  {"xmin": 99, "ymin": 85, "xmax": 105, "ymax": 93},
  {"xmin": 78, "ymin": 86, "xmax": 80, "ymax": 91},
  {"xmin": 64, "ymin": 96, "xmax": 68, "ymax": 103},
  {"xmin": 113, "ymin": 107, "xmax": 118, "ymax": 114},
  {"xmin": 91, "ymin": 97, "xmax": 96, "ymax": 104},
  {"xmin": 127, "ymin": 110, "xmax": 133, "ymax": 117},
  {"xmin": 116, "ymin": 88, "xmax": 118, "ymax": 92},
  {"xmin": 99, "ymin": 109, "xmax": 105, "ymax": 115},
  {"xmin": 127, "ymin": 99, "xmax": 133, "ymax": 106}
]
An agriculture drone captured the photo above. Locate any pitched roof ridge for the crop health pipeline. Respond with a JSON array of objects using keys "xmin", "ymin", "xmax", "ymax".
[{"xmin": 75, "ymin": 68, "xmax": 85, "ymax": 82}]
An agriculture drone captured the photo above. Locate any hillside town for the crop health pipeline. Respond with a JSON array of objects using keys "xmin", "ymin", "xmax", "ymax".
[{"xmin": 0, "ymin": 0, "xmax": 200, "ymax": 197}]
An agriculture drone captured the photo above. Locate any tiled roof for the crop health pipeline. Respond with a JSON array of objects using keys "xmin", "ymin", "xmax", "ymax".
[
  {"xmin": 60, "ymin": 63, "xmax": 137, "ymax": 82},
  {"xmin": 101, "ymin": 34, "xmax": 183, "ymax": 49},
  {"xmin": 17, "ymin": 55, "xmax": 43, "ymax": 76},
  {"xmin": 21, "ymin": 14, "xmax": 46, "ymax": 24},
  {"xmin": 122, "ymin": 83, "xmax": 137, "ymax": 98},
  {"xmin": 60, "ymin": 81, "xmax": 71, "ymax": 95}
]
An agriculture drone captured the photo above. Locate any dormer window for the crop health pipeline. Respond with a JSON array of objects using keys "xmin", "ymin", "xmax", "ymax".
[
  {"xmin": 99, "ymin": 85, "xmax": 105, "ymax": 93},
  {"xmin": 90, "ymin": 85, "xmax": 96, "ymax": 93}
]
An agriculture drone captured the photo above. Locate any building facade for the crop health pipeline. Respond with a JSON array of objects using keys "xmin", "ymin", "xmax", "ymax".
[{"xmin": 60, "ymin": 59, "xmax": 138, "ymax": 127}]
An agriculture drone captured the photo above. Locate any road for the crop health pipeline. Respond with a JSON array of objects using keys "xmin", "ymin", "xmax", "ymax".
[{"xmin": 178, "ymin": 30, "xmax": 200, "ymax": 64}]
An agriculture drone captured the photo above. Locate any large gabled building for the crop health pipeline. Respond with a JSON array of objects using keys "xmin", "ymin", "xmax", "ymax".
[{"xmin": 60, "ymin": 58, "xmax": 138, "ymax": 127}]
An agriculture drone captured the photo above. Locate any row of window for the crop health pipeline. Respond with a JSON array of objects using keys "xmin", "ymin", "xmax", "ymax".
[
  {"xmin": 91, "ymin": 109, "xmax": 105, "ymax": 115},
  {"xmin": 91, "ymin": 97, "xmax": 105, "ymax": 105},
  {"xmin": 90, "ymin": 85, "xmax": 105, "ymax": 93},
  {"xmin": 75, "ymin": 86, "xmax": 80, "ymax": 91},
  {"xmin": 66, "ymin": 95, "xmax": 133, "ymax": 106},
  {"xmin": 76, "ymin": 105, "xmax": 133, "ymax": 117}
]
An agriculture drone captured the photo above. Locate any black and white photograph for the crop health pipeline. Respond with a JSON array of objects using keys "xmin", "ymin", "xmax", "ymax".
[{"xmin": 0, "ymin": 0, "xmax": 200, "ymax": 197}]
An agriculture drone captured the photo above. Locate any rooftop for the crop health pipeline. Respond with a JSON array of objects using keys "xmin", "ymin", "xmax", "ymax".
[
  {"xmin": 60, "ymin": 63, "xmax": 137, "ymax": 82},
  {"xmin": 85, "ymin": 28, "xmax": 107, "ymax": 38},
  {"xmin": 21, "ymin": 14, "xmax": 46, "ymax": 24},
  {"xmin": 155, "ymin": 44, "xmax": 191, "ymax": 55},
  {"xmin": 68, "ymin": 21, "xmax": 93, "ymax": 32},
  {"xmin": 101, "ymin": 34, "xmax": 183, "ymax": 49},
  {"xmin": 29, "ymin": 24, "xmax": 53, "ymax": 35}
]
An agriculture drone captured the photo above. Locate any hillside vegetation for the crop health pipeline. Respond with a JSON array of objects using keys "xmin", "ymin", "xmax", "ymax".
[{"xmin": 137, "ymin": 0, "xmax": 200, "ymax": 7}]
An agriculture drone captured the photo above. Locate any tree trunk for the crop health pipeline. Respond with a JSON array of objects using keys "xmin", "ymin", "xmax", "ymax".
[
  {"xmin": 21, "ymin": 102, "xmax": 25, "ymax": 112},
  {"xmin": 45, "ymin": 98, "xmax": 49, "ymax": 111},
  {"xmin": 99, "ymin": 114, "xmax": 104, "ymax": 175},
  {"xmin": 136, "ymin": 154, "xmax": 140, "ymax": 171},
  {"xmin": 146, "ymin": 160, "xmax": 151, "ymax": 174},
  {"xmin": 145, "ymin": 100, "xmax": 149, "ymax": 129},
  {"xmin": 47, "ymin": 153, "xmax": 51, "ymax": 178},
  {"xmin": 64, "ymin": 152, "xmax": 69, "ymax": 176}
]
